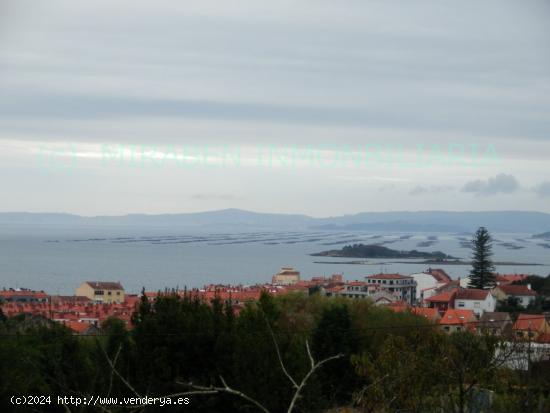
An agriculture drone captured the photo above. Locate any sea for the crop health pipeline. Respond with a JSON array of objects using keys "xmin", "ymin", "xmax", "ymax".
[{"xmin": 1, "ymin": 225, "xmax": 549, "ymax": 295}]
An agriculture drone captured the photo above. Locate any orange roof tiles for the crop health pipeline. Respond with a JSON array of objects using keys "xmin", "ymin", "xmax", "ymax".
[
  {"xmin": 0, "ymin": 290, "xmax": 48, "ymax": 299},
  {"xmin": 439, "ymin": 309, "xmax": 476, "ymax": 325},
  {"xmin": 497, "ymin": 285, "xmax": 537, "ymax": 296},
  {"xmin": 411, "ymin": 307, "xmax": 440, "ymax": 320},
  {"xmin": 455, "ymin": 289, "xmax": 490, "ymax": 300},
  {"xmin": 425, "ymin": 290, "xmax": 457, "ymax": 303},
  {"xmin": 495, "ymin": 274, "xmax": 529, "ymax": 284},
  {"xmin": 64, "ymin": 321, "xmax": 96, "ymax": 334},
  {"xmin": 513, "ymin": 314, "xmax": 548, "ymax": 331}
]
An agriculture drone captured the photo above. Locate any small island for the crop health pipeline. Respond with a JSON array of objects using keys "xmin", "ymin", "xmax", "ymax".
[
  {"xmin": 533, "ymin": 231, "xmax": 550, "ymax": 239},
  {"xmin": 310, "ymin": 243, "xmax": 458, "ymax": 260}
]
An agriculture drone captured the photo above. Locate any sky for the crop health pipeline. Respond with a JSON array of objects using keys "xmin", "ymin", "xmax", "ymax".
[{"xmin": 0, "ymin": 0, "xmax": 549, "ymax": 217}]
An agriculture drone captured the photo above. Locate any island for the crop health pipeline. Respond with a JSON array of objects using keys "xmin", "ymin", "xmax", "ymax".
[
  {"xmin": 533, "ymin": 231, "xmax": 550, "ymax": 239},
  {"xmin": 310, "ymin": 243, "xmax": 457, "ymax": 260}
]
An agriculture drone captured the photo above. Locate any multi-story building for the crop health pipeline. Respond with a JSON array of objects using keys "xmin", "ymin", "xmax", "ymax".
[
  {"xmin": 365, "ymin": 273, "xmax": 416, "ymax": 305},
  {"xmin": 76, "ymin": 281, "xmax": 125, "ymax": 304},
  {"xmin": 271, "ymin": 267, "xmax": 300, "ymax": 285}
]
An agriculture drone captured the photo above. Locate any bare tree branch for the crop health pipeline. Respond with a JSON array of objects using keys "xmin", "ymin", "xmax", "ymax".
[
  {"xmin": 173, "ymin": 377, "xmax": 271, "ymax": 413},
  {"xmin": 287, "ymin": 352, "xmax": 344, "ymax": 413},
  {"xmin": 305, "ymin": 340, "xmax": 315, "ymax": 370},
  {"xmin": 107, "ymin": 344, "xmax": 122, "ymax": 397},
  {"xmin": 98, "ymin": 339, "xmax": 141, "ymax": 399},
  {"xmin": 263, "ymin": 316, "xmax": 299, "ymax": 389}
]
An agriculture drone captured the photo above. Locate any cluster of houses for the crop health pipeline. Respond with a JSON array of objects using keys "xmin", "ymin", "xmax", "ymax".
[
  {"xmin": 269, "ymin": 267, "xmax": 550, "ymax": 343},
  {"xmin": 0, "ymin": 282, "xmax": 138, "ymax": 335},
  {"xmin": 1, "ymin": 269, "xmax": 549, "ymax": 345}
]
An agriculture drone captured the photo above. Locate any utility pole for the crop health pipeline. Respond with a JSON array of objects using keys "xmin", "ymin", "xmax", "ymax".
[
  {"xmin": 526, "ymin": 321, "xmax": 532, "ymax": 411},
  {"xmin": 527, "ymin": 321, "xmax": 532, "ymax": 380}
]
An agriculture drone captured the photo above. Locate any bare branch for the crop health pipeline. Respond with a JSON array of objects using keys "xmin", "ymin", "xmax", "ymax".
[
  {"xmin": 264, "ymin": 317, "xmax": 299, "ymax": 389},
  {"xmin": 98, "ymin": 340, "xmax": 141, "ymax": 398},
  {"xmin": 305, "ymin": 340, "xmax": 315, "ymax": 370},
  {"xmin": 107, "ymin": 345, "xmax": 122, "ymax": 397},
  {"xmin": 287, "ymin": 353, "xmax": 344, "ymax": 413},
  {"xmin": 173, "ymin": 377, "xmax": 272, "ymax": 413}
]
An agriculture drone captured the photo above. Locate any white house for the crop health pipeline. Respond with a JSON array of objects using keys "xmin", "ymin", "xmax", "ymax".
[
  {"xmin": 493, "ymin": 284, "xmax": 537, "ymax": 307},
  {"xmin": 410, "ymin": 268, "xmax": 452, "ymax": 303},
  {"xmin": 454, "ymin": 288, "xmax": 496, "ymax": 316}
]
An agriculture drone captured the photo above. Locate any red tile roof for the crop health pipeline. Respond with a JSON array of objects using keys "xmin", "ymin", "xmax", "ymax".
[
  {"xmin": 440, "ymin": 309, "xmax": 476, "ymax": 325},
  {"xmin": 497, "ymin": 285, "xmax": 537, "ymax": 297},
  {"xmin": 409, "ymin": 307, "xmax": 440, "ymax": 321},
  {"xmin": 455, "ymin": 288, "xmax": 490, "ymax": 300},
  {"xmin": 425, "ymin": 290, "xmax": 457, "ymax": 303},
  {"xmin": 64, "ymin": 321, "xmax": 96, "ymax": 334},
  {"xmin": 0, "ymin": 290, "xmax": 48, "ymax": 299},
  {"xmin": 495, "ymin": 274, "xmax": 529, "ymax": 284},
  {"xmin": 513, "ymin": 314, "xmax": 548, "ymax": 331}
]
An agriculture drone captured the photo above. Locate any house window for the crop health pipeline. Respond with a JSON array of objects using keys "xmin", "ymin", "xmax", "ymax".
[
  {"xmin": 458, "ymin": 302, "xmax": 465, "ymax": 307},
  {"xmin": 474, "ymin": 302, "xmax": 480, "ymax": 308},
  {"xmin": 108, "ymin": 291, "xmax": 112, "ymax": 296},
  {"xmin": 116, "ymin": 292, "xmax": 120, "ymax": 295},
  {"xmin": 95, "ymin": 290, "xmax": 104, "ymax": 295}
]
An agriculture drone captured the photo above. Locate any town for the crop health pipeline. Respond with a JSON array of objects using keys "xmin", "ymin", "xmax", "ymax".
[{"xmin": 2, "ymin": 267, "xmax": 549, "ymax": 346}]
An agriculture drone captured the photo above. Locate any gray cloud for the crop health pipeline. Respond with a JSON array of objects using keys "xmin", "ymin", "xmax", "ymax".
[
  {"xmin": 533, "ymin": 182, "xmax": 550, "ymax": 197},
  {"xmin": 462, "ymin": 173, "xmax": 520, "ymax": 196},
  {"xmin": 1, "ymin": 0, "xmax": 549, "ymax": 214},
  {"xmin": 409, "ymin": 185, "xmax": 454, "ymax": 196}
]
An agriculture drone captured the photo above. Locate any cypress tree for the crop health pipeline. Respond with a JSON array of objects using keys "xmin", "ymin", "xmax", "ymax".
[{"xmin": 468, "ymin": 227, "xmax": 496, "ymax": 289}]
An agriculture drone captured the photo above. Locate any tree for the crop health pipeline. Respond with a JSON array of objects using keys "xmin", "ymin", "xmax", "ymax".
[
  {"xmin": 311, "ymin": 304, "xmax": 359, "ymax": 407},
  {"xmin": 468, "ymin": 227, "xmax": 496, "ymax": 289},
  {"xmin": 442, "ymin": 331, "xmax": 500, "ymax": 413},
  {"xmin": 352, "ymin": 331, "xmax": 447, "ymax": 413}
]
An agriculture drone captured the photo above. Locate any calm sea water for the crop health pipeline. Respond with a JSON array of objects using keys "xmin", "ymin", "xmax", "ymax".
[{"xmin": 1, "ymin": 225, "xmax": 548, "ymax": 295}]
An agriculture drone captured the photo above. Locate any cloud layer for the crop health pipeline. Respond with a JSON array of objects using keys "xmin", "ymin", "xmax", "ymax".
[
  {"xmin": 462, "ymin": 173, "xmax": 520, "ymax": 196},
  {"xmin": 0, "ymin": 0, "xmax": 549, "ymax": 214}
]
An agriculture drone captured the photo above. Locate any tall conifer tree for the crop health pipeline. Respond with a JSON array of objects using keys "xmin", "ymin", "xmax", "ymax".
[{"xmin": 468, "ymin": 227, "xmax": 496, "ymax": 289}]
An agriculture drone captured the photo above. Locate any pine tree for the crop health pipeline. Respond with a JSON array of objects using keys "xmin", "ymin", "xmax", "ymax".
[{"xmin": 468, "ymin": 227, "xmax": 496, "ymax": 289}]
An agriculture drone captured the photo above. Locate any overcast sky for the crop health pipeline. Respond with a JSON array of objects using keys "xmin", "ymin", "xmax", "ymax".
[{"xmin": 1, "ymin": 0, "xmax": 549, "ymax": 216}]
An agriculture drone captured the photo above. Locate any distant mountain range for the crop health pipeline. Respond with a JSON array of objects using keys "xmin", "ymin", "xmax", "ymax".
[{"xmin": 1, "ymin": 209, "xmax": 550, "ymax": 234}]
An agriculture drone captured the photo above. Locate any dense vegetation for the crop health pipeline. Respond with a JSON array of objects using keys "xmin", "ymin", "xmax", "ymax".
[
  {"xmin": 1, "ymin": 293, "xmax": 549, "ymax": 412},
  {"xmin": 311, "ymin": 243, "xmax": 455, "ymax": 260}
]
